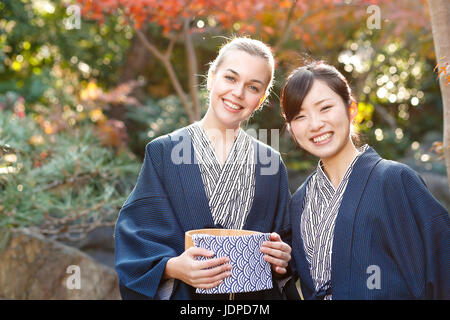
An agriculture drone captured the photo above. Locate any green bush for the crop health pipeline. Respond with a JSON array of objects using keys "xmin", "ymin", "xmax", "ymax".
[{"xmin": 0, "ymin": 109, "xmax": 140, "ymax": 241}]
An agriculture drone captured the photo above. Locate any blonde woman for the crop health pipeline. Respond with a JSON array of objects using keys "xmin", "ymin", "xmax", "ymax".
[{"xmin": 115, "ymin": 38, "xmax": 295, "ymax": 300}]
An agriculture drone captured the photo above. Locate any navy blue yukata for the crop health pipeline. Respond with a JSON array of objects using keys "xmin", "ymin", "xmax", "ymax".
[
  {"xmin": 114, "ymin": 127, "xmax": 295, "ymax": 300},
  {"xmin": 290, "ymin": 147, "xmax": 450, "ymax": 299}
]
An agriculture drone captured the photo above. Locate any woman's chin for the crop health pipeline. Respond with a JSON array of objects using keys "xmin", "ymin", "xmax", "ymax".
[
  {"xmin": 303, "ymin": 143, "xmax": 339, "ymax": 161},
  {"xmin": 214, "ymin": 111, "xmax": 242, "ymax": 129}
]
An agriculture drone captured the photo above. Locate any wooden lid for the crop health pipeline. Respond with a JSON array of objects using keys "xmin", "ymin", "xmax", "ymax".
[{"xmin": 184, "ymin": 228, "xmax": 260, "ymax": 251}]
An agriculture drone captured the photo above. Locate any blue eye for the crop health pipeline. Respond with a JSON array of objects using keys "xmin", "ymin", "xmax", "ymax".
[
  {"xmin": 249, "ymin": 85, "xmax": 260, "ymax": 92},
  {"xmin": 225, "ymin": 75, "xmax": 235, "ymax": 81}
]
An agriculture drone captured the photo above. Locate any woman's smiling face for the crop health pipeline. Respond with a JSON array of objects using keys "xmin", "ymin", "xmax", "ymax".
[
  {"xmin": 289, "ymin": 79, "xmax": 356, "ymax": 161},
  {"xmin": 207, "ymin": 49, "xmax": 270, "ymax": 129}
]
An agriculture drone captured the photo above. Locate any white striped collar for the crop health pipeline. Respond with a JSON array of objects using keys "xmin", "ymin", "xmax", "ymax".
[{"xmin": 316, "ymin": 144, "xmax": 370, "ymax": 193}]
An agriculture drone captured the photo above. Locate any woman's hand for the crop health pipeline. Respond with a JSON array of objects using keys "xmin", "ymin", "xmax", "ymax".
[
  {"xmin": 164, "ymin": 247, "xmax": 232, "ymax": 289},
  {"xmin": 260, "ymin": 232, "xmax": 291, "ymax": 275}
]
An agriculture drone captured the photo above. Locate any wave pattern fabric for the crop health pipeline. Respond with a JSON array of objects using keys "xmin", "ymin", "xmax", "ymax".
[{"xmin": 192, "ymin": 233, "xmax": 273, "ymax": 294}]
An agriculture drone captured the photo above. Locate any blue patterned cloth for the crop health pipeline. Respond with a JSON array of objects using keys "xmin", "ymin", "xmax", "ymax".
[{"xmin": 192, "ymin": 233, "xmax": 273, "ymax": 294}]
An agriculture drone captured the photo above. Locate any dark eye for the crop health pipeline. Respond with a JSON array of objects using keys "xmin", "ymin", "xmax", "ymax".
[
  {"xmin": 294, "ymin": 114, "xmax": 305, "ymax": 120},
  {"xmin": 321, "ymin": 105, "xmax": 332, "ymax": 112}
]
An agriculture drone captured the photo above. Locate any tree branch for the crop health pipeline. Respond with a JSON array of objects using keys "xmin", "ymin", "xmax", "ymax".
[
  {"xmin": 274, "ymin": 2, "xmax": 367, "ymax": 54},
  {"xmin": 183, "ymin": 17, "xmax": 202, "ymax": 121},
  {"xmin": 165, "ymin": 33, "xmax": 178, "ymax": 59},
  {"xmin": 135, "ymin": 28, "xmax": 165, "ymax": 61},
  {"xmin": 274, "ymin": 0, "xmax": 299, "ymax": 53},
  {"xmin": 135, "ymin": 28, "xmax": 195, "ymax": 122}
]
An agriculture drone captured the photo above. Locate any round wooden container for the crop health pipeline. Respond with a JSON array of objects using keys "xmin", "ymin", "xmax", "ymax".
[{"xmin": 184, "ymin": 228, "xmax": 260, "ymax": 251}]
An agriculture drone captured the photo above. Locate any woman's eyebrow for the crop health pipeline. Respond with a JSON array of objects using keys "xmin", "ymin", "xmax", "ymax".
[
  {"xmin": 314, "ymin": 98, "xmax": 332, "ymax": 106},
  {"xmin": 226, "ymin": 68, "xmax": 265, "ymax": 85}
]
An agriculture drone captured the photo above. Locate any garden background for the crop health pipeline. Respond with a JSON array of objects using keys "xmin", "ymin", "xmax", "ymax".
[{"xmin": 0, "ymin": 0, "xmax": 449, "ymax": 299}]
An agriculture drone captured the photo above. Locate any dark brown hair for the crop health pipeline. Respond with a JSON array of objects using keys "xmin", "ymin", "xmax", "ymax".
[{"xmin": 280, "ymin": 61, "xmax": 362, "ymax": 145}]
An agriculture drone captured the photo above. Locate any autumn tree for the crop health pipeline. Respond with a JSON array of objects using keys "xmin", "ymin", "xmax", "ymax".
[
  {"xmin": 77, "ymin": 1, "xmax": 448, "ymax": 199},
  {"xmin": 78, "ymin": 0, "xmax": 386, "ymax": 123}
]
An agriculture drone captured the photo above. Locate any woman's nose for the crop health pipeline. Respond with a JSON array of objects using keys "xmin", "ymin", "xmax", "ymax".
[
  {"xmin": 232, "ymin": 83, "xmax": 245, "ymax": 99},
  {"xmin": 309, "ymin": 114, "xmax": 325, "ymax": 131}
]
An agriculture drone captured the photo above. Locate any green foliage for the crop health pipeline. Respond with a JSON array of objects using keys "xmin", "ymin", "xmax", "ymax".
[
  {"xmin": 0, "ymin": 0, "xmax": 131, "ymax": 104},
  {"xmin": 125, "ymin": 93, "xmax": 209, "ymax": 158},
  {"xmin": 0, "ymin": 109, "xmax": 140, "ymax": 240}
]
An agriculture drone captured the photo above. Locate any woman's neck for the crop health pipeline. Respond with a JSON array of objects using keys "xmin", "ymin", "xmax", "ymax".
[
  {"xmin": 199, "ymin": 112, "xmax": 240, "ymax": 166},
  {"xmin": 320, "ymin": 140, "xmax": 359, "ymax": 189},
  {"xmin": 199, "ymin": 110, "xmax": 240, "ymax": 143}
]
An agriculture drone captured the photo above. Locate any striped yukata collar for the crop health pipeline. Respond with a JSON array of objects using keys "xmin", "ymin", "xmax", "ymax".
[
  {"xmin": 190, "ymin": 121, "xmax": 245, "ymax": 167},
  {"xmin": 302, "ymin": 144, "xmax": 370, "ymax": 299},
  {"xmin": 316, "ymin": 144, "xmax": 370, "ymax": 193},
  {"xmin": 187, "ymin": 122, "xmax": 256, "ymax": 230}
]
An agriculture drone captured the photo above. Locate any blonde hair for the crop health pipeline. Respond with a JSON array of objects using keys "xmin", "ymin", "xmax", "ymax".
[{"xmin": 208, "ymin": 37, "xmax": 275, "ymax": 105}]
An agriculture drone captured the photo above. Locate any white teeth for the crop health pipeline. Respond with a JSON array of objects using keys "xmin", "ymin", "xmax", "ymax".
[
  {"xmin": 313, "ymin": 133, "xmax": 332, "ymax": 143},
  {"xmin": 224, "ymin": 100, "xmax": 241, "ymax": 110}
]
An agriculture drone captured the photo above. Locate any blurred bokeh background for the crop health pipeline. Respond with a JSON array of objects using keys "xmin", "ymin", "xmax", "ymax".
[{"xmin": 0, "ymin": 0, "xmax": 448, "ymax": 299}]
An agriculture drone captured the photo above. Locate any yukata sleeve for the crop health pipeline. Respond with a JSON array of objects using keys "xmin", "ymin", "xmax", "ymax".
[
  {"xmin": 114, "ymin": 139, "xmax": 184, "ymax": 299},
  {"xmin": 399, "ymin": 167, "xmax": 450, "ymax": 299},
  {"xmin": 384, "ymin": 163, "xmax": 450, "ymax": 299}
]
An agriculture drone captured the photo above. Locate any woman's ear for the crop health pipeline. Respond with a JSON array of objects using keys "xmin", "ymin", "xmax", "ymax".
[
  {"xmin": 256, "ymin": 94, "xmax": 267, "ymax": 109},
  {"xmin": 286, "ymin": 122, "xmax": 302, "ymax": 148},
  {"xmin": 286, "ymin": 122, "xmax": 291, "ymax": 133},
  {"xmin": 348, "ymin": 100, "xmax": 358, "ymax": 121},
  {"xmin": 207, "ymin": 69, "xmax": 214, "ymax": 91}
]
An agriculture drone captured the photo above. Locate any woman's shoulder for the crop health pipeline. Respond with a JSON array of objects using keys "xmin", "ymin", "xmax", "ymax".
[
  {"xmin": 361, "ymin": 156, "xmax": 437, "ymax": 205},
  {"xmin": 372, "ymin": 156, "xmax": 449, "ymax": 223},
  {"xmin": 373, "ymin": 157, "xmax": 424, "ymax": 185},
  {"xmin": 243, "ymin": 132, "xmax": 287, "ymax": 174},
  {"xmin": 145, "ymin": 126, "xmax": 190, "ymax": 154}
]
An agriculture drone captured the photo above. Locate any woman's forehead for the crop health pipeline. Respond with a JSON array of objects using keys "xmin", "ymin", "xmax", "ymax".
[
  {"xmin": 216, "ymin": 50, "xmax": 272, "ymax": 83},
  {"xmin": 304, "ymin": 80, "xmax": 341, "ymax": 103}
]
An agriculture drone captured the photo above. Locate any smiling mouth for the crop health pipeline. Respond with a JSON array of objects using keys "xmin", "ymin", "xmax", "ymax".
[
  {"xmin": 223, "ymin": 99, "xmax": 243, "ymax": 111},
  {"xmin": 311, "ymin": 132, "xmax": 333, "ymax": 144}
]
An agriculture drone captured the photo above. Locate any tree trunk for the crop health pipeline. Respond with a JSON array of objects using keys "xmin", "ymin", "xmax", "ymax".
[{"xmin": 428, "ymin": 0, "xmax": 450, "ymax": 189}]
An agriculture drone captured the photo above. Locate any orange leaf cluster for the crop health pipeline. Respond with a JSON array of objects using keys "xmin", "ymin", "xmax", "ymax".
[
  {"xmin": 96, "ymin": 119, "xmax": 129, "ymax": 149},
  {"xmin": 77, "ymin": 0, "xmax": 277, "ymax": 32},
  {"xmin": 434, "ymin": 58, "xmax": 450, "ymax": 86},
  {"xmin": 76, "ymin": 0, "xmax": 430, "ymax": 63}
]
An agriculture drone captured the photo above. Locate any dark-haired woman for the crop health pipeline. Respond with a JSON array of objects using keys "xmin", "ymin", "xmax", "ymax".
[{"xmin": 280, "ymin": 61, "xmax": 449, "ymax": 300}]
